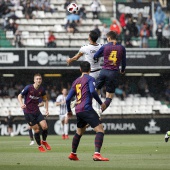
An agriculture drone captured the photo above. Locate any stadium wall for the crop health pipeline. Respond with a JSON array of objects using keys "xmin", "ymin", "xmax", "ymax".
[
  {"xmin": 0, "ymin": 48, "xmax": 170, "ymax": 71},
  {"xmin": 0, "ymin": 117, "xmax": 169, "ymax": 136}
]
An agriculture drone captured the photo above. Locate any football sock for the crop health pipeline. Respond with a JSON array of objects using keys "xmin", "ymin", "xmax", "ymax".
[
  {"xmin": 61, "ymin": 124, "xmax": 64, "ymax": 135},
  {"xmin": 72, "ymin": 133, "xmax": 82, "ymax": 153},
  {"xmin": 29, "ymin": 129, "xmax": 34, "ymax": 141},
  {"xmin": 34, "ymin": 132, "xmax": 41, "ymax": 145},
  {"xmin": 42, "ymin": 130, "xmax": 48, "ymax": 141},
  {"xmin": 95, "ymin": 132, "xmax": 104, "ymax": 153},
  {"xmin": 103, "ymin": 98, "xmax": 112, "ymax": 110},
  {"xmin": 64, "ymin": 124, "xmax": 69, "ymax": 135}
]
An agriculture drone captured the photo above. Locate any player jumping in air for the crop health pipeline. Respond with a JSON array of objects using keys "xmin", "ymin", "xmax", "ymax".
[
  {"xmin": 66, "ymin": 30, "xmax": 103, "ymax": 111},
  {"xmin": 66, "ymin": 61, "xmax": 109, "ymax": 161},
  {"xmin": 18, "ymin": 73, "xmax": 51, "ymax": 152},
  {"xmin": 56, "ymin": 88, "xmax": 69, "ymax": 140},
  {"xmin": 93, "ymin": 31, "xmax": 126, "ymax": 113}
]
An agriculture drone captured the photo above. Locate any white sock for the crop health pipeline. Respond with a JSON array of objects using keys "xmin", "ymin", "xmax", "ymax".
[
  {"xmin": 61, "ymin": 124, "xmax": 64, "ymax": 135},
  {"xmin": 64, "ymin": 124, "xmax": 68, "ymax": 135}
]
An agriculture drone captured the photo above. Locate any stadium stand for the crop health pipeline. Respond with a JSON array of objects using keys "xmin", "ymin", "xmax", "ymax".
[
  {"xmin": 0, "ymin": 95, "xmax": 170, "ymax": 116},
  {"xmin": 1, "ymin": 0, "xmax": 169, "ymax": 48}
]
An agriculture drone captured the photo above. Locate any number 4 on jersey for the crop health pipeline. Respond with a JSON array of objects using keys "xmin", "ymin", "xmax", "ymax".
[{"xmin": 109, "ymin": 51, "xmax": 117, "ymax": 66}]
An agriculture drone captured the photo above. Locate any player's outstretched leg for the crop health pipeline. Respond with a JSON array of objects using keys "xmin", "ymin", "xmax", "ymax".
[
  {"xmin": 68, "ymin": 133, "xmax": 82, "ymax": 161},
  {"xmin": 93, "ymin": 132, "xmax": 109, "ymax": 161},
  {"xmin": 165, "ymin": 131, "xmax": 170, "ymax": 142},
  {"xmin": 41, "ymin": 130, "xmax": 51, "ymax": 150}
]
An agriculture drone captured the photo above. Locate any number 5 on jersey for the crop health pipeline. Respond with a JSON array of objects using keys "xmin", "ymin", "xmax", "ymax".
[{"xmin": 76, "ymin": 84, "xmax": 81, "ymax": 104}]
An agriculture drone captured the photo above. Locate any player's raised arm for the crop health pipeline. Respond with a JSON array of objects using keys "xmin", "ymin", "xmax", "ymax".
[
  {"xmin": 66, "ymin": 52, "xmax": 84, "ymax": 65},
  {"xmin": 120, "ymin": 46, "xmax": 126, "ymax": 74},
  {"xmin": 93, "ymin": 45, "xmax": 104, "ymax": 59}
]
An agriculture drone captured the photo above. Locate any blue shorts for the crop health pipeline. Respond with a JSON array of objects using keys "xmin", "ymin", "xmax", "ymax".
[
  {"xmin": 24, "ymin": 112, "xmax": 45, "ymax": 126},
  {"xmin": 95, "ymin": 69, "xmax": 119, "ymax": 93},
  {"xmin": 76, "ymin": 109, "xmax": 101, "ymax": 128}
]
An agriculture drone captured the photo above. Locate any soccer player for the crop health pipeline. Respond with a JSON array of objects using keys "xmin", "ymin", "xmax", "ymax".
[
  {"xmin": 66, "ymin": 30, "xmax": 102, "ymax": 80},
  {"xmin": 66, "ymin": 30, "xmax": 103, "ymax": 111},
  {"xmin": 18, "ymin": 73, "xmax": 51, "ymax": 152},
  {"xmin": 66, "ymin": 61, "xmax": 109, "ymax": 161},
  {"xmin": 93, "ymin": 31, "xmax": 126, "ymax": 112},
  {"xmin": 56, "ymin": 88, "xmax": 69, "ymax": 140}
]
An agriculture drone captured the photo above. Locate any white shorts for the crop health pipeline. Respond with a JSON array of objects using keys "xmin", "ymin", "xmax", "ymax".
[
  {"xmin": 90, "ymin": 70, "xmax": 100, "ymax": 80},
  {"xmin": 59, "ymin": 114, "xmax": 67, "ymax": 121}
]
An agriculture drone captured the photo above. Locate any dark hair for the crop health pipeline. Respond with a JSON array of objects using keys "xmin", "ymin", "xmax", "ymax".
[
  {"xmin": 80, "ymin": 61, "xmax": 91, "ymax": 72},
  {"xmin": 89, "ymin": 30, "xmax": 99, "ymax": 42},
  {"xmin": 106, "ymin": 31, "xmax": 117, "ymax": 40}
]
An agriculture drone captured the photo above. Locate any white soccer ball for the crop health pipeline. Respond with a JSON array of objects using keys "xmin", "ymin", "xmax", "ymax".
[{"xmin": 67, "ymin": 3, "xmax": 79, "ymax": 14}]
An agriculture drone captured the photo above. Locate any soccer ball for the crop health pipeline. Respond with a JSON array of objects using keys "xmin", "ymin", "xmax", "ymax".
[{"xmin": 67, "ymin": 3, "xmax": 79, "ymax": 14}]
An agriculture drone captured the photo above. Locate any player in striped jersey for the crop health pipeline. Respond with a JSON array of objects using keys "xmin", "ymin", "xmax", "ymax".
[
  {"xmin": 66, "ymin": 61, "xmax": 109, "ymax": 161},
  {"xmin": 18, "ymin": 73, "xmax": 51, "ymax": 152},
  {"xmin": 94, "ymin": 31, "xmax": 126, "ymax": 112},
  {"xmin": 56, "ymin": 88, "xmax": 69, "ymax": 139}
]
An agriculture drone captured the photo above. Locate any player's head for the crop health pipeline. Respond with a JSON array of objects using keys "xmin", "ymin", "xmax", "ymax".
[
  {"xmin": 80, "ymin": 61, "xmax": 91, "ymax": 73},
  {"xmin": 106, "ymin": 31, "xmax": 117, "ymax": 42},
  {"xmin": 62, "ymin": 88, "xmax": 68, "ymax": 95},
  {"xmin": 89, "ymin": 30, "xmax": 99, "ymax": 43},
  {"xmin": 34, "ymin": 73, "xmax": 42, "ymax": 86}
]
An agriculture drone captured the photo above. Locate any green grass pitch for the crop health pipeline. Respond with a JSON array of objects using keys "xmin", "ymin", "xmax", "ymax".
[{"xmin": 0, "ymin": 134, "xmax": 170, "ymax": 170}]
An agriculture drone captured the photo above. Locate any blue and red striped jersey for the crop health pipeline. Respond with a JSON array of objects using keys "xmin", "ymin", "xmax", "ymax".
[
  {"xmin": 94, "ymin": 42, "xmax": 126, "ymax": 72},
  {"xmin": 66, "ymin": 74, "xmax": 102, "ymax": 113},
  {"xmin": 20, "ymin": 84, "xmax": 46, "ymax": 114}
]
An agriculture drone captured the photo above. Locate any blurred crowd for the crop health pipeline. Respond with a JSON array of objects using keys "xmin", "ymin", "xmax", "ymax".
[
  {"xmin": 64, "ymin": 0, "xmax": 101, "ymax": 34},
  {"xmin": 0, "ymin": 0, "xmax": 170, "ymax": 48},
  {"xmin": 1, "ymin": 75, "xmax": 170, "ymax": 105},
  {"xmin": 108, "ymin": 1, "xmax": 170, "ymax": 48}
]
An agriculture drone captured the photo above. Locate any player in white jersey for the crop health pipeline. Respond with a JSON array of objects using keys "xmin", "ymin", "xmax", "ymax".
[
  {"xmin": 66, "ymin": 30, "xmax": 103, "ymax": 79},
  {"xmin": 66, "ymin": 31, "xmax": 103, "ymax": 113},
  {"xmin": 56, "ymin": 88, "xmax": 69, "ymax": 140}
]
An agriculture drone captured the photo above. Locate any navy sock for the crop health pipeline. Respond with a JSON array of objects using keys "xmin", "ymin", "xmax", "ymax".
[
  {"xmin": 42, "ymin": 130, "xmax": 48, "ymax": 141},
  {"xmin": 34, "ymin": 132, "xmax": 41, "ymax": 145},
  {"xmin": 29, "ymin": 129, "xmax": 34, "ymax": 141},
  {"xmin": 104, "ymin": 98, "xmax": 112, "ymax": 109},
  {"xmin": 95, "ymin": 132, "xmax": 104, "ymax": 153},
  {"xmin": 72, "ymin": 133, "xmax": 82, "ymax": 153}
]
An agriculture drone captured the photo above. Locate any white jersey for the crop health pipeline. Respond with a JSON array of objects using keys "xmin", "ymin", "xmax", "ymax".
[
  {"xmin": 56, "ymin": 94, "xmax": 67, "ymax": 115},
  {"xmin": 79, "ymin": 43, "xmax": 103, "ymax": 72}
]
